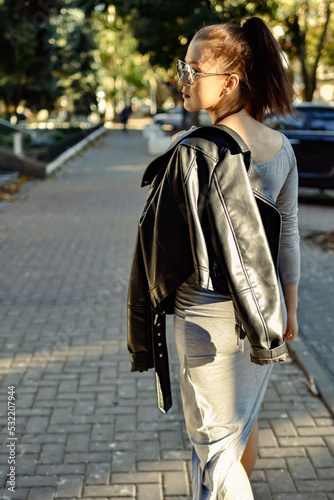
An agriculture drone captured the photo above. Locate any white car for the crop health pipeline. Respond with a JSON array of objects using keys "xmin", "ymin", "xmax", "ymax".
[{"xmin": 153, "ymin": 108, "xmax": 211, "ymax": 130}]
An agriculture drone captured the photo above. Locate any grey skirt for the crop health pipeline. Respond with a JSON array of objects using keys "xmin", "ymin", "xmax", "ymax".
[{"xmin": 174, "ymin": 273, "xmax": 278, "ymax": 499}]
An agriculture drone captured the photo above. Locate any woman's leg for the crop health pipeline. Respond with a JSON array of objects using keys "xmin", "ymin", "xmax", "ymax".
[
  {"xmin": 223, "ymin": 420, "xmax": 258, "ymax": 499},
  {"xmin": 241, "ymin": 418, "xmax": 259, "ymax": 477},
  {"xmin": 224, "ymin": 461, "xmax": 254, "ymax": 500}
]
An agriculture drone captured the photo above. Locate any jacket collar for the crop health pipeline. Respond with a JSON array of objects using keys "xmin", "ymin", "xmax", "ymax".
[{"xmin": 141, "ymin": 124, "xmax": 251, "ymax": 187}]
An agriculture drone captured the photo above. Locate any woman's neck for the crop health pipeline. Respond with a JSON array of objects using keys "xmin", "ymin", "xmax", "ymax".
[{"xmin": 210, "ymin": 107, "xmax": 253, "ymax": 125}]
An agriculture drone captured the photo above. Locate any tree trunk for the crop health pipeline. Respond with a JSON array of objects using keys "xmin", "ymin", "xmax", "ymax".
[
  {"xmin": 309, "ymin": 1, "xmax": 332, "ymax": 100},
  {"xmin": 300, "ymin": 0, "xmax": 332, "ymax": 102}
]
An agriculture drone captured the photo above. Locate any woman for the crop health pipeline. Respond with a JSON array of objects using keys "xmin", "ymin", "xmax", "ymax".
[
  {"xmin": 128, "ymin": 17, "xmax": 299, "ymax": 500},
  {"xmin": 174, "ymin": 17, "xmax": 299, "ymax": 499}
]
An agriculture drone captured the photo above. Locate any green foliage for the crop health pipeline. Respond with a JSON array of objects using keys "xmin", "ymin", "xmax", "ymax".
[
  {"xmin": 0, "ymin": 0, "xmax": 64, "ymax": 111},
  {"xmin": 92, "ymin": 6, "xmax": 150, "ymax": 102},
  {"xmin": 0, "ymin": 0, "xmax": 331, "ymax": 113},
  {"xmin": 53, "ymin": 6, "xmax": 98, "ymax": 114},
  {"xmin": 278, "ymin": 0, "xmax": 333, "ymax": 101},
  {"xmin": 117, "ymin": 0, "xmax": 279, "ymax": 68}
]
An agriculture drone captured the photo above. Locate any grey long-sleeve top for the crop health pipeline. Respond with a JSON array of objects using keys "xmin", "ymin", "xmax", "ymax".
[{"xmin": 256, "ymin": 134, "xmax": 300, "ymax": 285}]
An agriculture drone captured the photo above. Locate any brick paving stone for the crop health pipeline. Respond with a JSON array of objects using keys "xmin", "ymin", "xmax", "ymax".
[
  {"xmin": 117, "ymin": 384, "xmax": 137, "ymax": 399},
  {"xmin": 21, "ymin": 433, "xmax": 66, "ymax": 444},
  {"xmin": 137, "ymin": 440, "xmax": 160, "ymax": 461},
  {"xmin": 160, "ymin": 430, "xmax": 184, "ymax": 450},
  {"xmin": 91, "ymin": 423, "xmax": 114, "ymax": 443},
  {"xmin": 255, "ymin": 458, "xmax": 287, "ymax": 470},
  {"xmin": 307, "ymin": 446, "xmax": 334, "ymax": 468},
  {"xmin": 83, "ymin": 484, "xmax": 135, "ymax": 497},
  {"xmin": 140, "ymin": 420, "xmax": 181, "ymax": 432},
  {"xmin": 111, "ymin": 471, "xmax": 161, "ymax": 484},
  {"xmin": 138, "ymin": 460, "xmax": 186, "ymax": 471},
  {"xmin": 36, "ymin": 464, "xmax": 85, "ymax": 475},
  {"xmin": 115, "ymin": 414, "xmax": 136, "ymax": 433},
  {"xmin": 66, "ymin": 432, "xmax": 90, "ymax": 452},
  {"xmin": 15, "ymin": 454, "xmax": 39, "ymax": 474},
  {"xmin": 35, "ymin": 385, "xmax": 58, "ymax": 400},
  {"xmin": 258, "ymin": 418, "xmax": 271, "ymax": 428},
  {"xmin": 298, "ymin": 426, "xmax": 334, "ymax": 436},
  {"xmin": 286, "ymin": 457, "xmax": 317, "ymax": 480},
  {"xmin": 163, "ymin": 497, "xmax": 192, "ymax": 500},
  {"xmin": 278, "ymin": 436, "xmax": 325, "ymax": 447},
  {"xmin": 250, "ymin": 470, "xmax": 266, "ymax": 482},
  {"xmin": 137, "ymin": 483, "xmax": 163, "ymax": 500},
  {"xmin": 259, "ymin": 428, "xmax": 278, "ymax": 448},
  {"xmin": 86, "ymin": 462, "xmax": 110, "ymax": 485},
  {"xmin": 17, "ymin": 442, "xmax": 41, "ymax": 454},
  {"xmin": 55, "ymin": 474, "xmax": 84, "ymax": 497},
  {"xmin": 24, "ymin": 416, "xmax": 49, "ymax": 434},
  {"xmin": 111, "ymin": 450, "xmax": 136, "ymax": 472},
  {"xmin": 273, "ymin": 495, "xmax": 328, "ymax": 500},
  {"xmin": 251, "ymin": 482, "xmax": 272, "ymax": 499},
  {"xmin": 265, "ymin": 469, "xmax": 297, "ymax": 494},
  {"xmin": 315, "ymin": 417, "xmax": 334, "ymax": 426},
  {"xmin": 259, "ymin": 447, "xmax": 306, "ymax": 458},
  {"xmin": 274, "ymin": 380, "xmax": 299, "ymax": 397},
  {"xmin": 39, "ymin": 443, "xmax": 64, "ymax": 464},
  {"xmin": 47, "ymin": 423, "xmax": 91, "ymax": 434},
  {"xmin": 305, "ymin": 401, "xmax": 332, "ymax": 418},
  {"xmin": 49, "ymin": 407, "xmax": 74, "ymax": 425},
  {"xmin": 163, "ymin": 470, "xmax": 189, "ymax": 496},
  {"xmin": 270, "ymin": 419, "xmax": 298, "ymax": 437},
  {"xmin": 317, "ymin": 468, "xmax": 334, "ymax": 479},
  {"xmin": 26, "ymin": 487, "xmax": 56, "ymax": 500},
  {"xmin": 288, "ymin": 410, "xmax": 316, "ymax": 428},
  {"xmin": 116, "ymin": 430, "xmax": 159, "ymax": 443},
  {"xmin": 16, "ymin": 475, "xmax": 58, "ymax": 488},
  {"xmin": 295, "ymin": 479, "xmax": 334, "ymax": 492},
  {"xmin": 108, "ymin": 441, "xmax": 134, "ymax": 453},
  {"xmin": 162, "ymin": 450, "xmax": 196, "ymax": 461},
  {"xmin": 64, "ymin": 451, "xmax": 110, "ymax": 464}
]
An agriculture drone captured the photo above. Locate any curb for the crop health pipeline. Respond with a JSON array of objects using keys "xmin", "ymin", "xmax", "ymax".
[
  {"xmin": 288, "ymin": 331, "xmax": 334, "ymax": 416},
  {"xmin": 45, "ymin": 125, "xmax": 108, "ymax": 177}
]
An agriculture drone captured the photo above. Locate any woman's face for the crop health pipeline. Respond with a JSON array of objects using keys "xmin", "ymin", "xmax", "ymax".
[{"xmin": 180, "ymin": 40, "xmax": 231, "ymax": 118}]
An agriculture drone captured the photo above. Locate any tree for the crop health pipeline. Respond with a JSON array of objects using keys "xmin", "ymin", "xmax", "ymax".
[
  {"xmin": 91, "ymin": 4, "xmax": 151, "ymax": 114},
  {"xmin": 52, "ymin": 6, "xmax": 98, "ymax": 117},
  {"xmin": 114, "ymin": 0, "xmax": 280, "ymax": 121},
  {"xmin": 0, "ymin": 0, "xmax": 64, "ymax": 113},
  {"xmin": 278, "ymin": 0, "xmax": 333, "ymax": 101},
  {"xmin": 117, "ymin": 0, "xmax": 279, "ymax": 69}
]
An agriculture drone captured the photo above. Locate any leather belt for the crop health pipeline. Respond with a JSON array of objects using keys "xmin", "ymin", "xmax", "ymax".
[{"xmin": 151, "ymin": 310, "xmax": 172, "ymax": 413}]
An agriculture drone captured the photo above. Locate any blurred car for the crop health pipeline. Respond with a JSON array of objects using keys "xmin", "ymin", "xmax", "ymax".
[
  {"xmin": 153, "ymin": 108, "xmax": 211, "ymax": 129},
  {"xmin": 263, "ymin": 103, "xmax": 334, "ymax": 190}
]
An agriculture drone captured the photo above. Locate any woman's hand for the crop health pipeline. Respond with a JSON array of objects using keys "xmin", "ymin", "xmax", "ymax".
[
  {"xmin": 172, "ymin": 126, "xmax": 197, "ymax": 142},
  {"xmin": 283, "ymin": 312, "xmax": 298, "ymax": 343}
]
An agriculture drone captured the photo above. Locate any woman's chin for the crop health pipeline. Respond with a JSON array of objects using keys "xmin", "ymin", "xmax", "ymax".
[{"xmin": 183, "ymin": 101, "xmax": 199, "ymax": 113}]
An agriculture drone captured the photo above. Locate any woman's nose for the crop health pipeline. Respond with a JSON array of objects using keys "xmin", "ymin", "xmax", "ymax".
[{"xmin": 179, "ymin": 75, "xmax": 190, "ymax": 87}]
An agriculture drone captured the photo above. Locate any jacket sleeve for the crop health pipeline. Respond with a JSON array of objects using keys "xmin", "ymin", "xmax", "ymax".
[
  {"xmin": 127, "ymin": 228, "xmax": 154, "ymax": 372},
  {"xmin": 206, "ymin": 153, "xmax": 287, "ymax": 365}
]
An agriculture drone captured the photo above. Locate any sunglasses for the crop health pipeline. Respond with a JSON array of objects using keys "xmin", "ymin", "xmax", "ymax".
[{"xmin": 177, "ymin": 60, "xmax": 232, "ymax": 86}]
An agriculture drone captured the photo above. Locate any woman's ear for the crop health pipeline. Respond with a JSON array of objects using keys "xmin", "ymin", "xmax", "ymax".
[{"xmin": 221, "ymin": 74, "xmax": 240, "ymax": 97}]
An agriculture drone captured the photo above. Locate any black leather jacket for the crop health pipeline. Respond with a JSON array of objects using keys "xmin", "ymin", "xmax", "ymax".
[{"xmin": 128, "ymin": 125, "xmax": 287, "ymax": 412}]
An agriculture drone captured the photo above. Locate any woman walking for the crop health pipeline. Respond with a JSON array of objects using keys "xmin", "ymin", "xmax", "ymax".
[{"xmin": 128, "ymin": 17, "xmax": 300, "ymax": 499}]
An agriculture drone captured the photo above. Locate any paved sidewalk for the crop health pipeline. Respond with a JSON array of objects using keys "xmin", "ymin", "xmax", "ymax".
[
  {"xmin": 0, "ymin": 128, "xmax": 333, "ymax": 500},
  {"xmin": 291, "ymin": 199, "xmax": 334, "ymax": 414}
]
